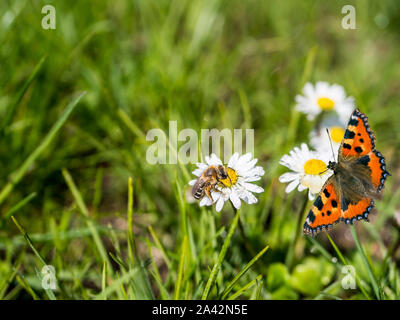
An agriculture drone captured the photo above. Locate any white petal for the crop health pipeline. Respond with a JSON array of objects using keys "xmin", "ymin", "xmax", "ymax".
[
  {"xmin": 301, "ymin": 174, "xmax": 329, "ymax": 194},
  {"xmin": 200, "ymin": 197, "xmax": 212, "ymax": 206},
  {"xmin": 306, "ymin": 113, "xmax": 316, "ymax": 120},
  {"xmin": 208, "ymin": 153, "xmax": 223, "ymax": 166},
  {"xmin": 246, "ymin": 192, "xmax": 258, "ymax": 204},
  {"xmin": 279, "ymin": 172, "xmax": 300, "ymax": 183},
  {"xmin": 192, "ymin": 168, "xmax": 204, "ymax": 177},
  {"xmin": 297, "ymin": 184, "xmax": 307, "ymax": 191},
  {"xmin": 308, "ymin": 190, "xmax": 316, "ymax": 201},
  {"xmin": 243, "ymin": 183, "xmax": 264, "ymax": 193},
  {"xmin": 211, "ymin": 190, "xmax": 221, "ymax": 203},
  {"xmin": 230, "ymin": 191, "xmax": 242, "ymax": 209},
  {"xmin": 216, "ymin": 197, "xmax": 225, "ymax": 212},
  {"xmin": 236, "ymin": 159, "xmax": 260, "ymax": 176},
  {"xmin": 236, "ymin": 153, "xmax": 253, "ymax": 169},
  {"xmin": 303, "ymin": 82, "xmax": 315, "ymax": 97},
  {"xmin": 243, "ymin": 166, "xmax": 265, "ymax": 178},
  {"xmin": 228, "ymin": 152, "xmax": 239, "ymax": 168},
  {"xmin": 246, "ymin": 158, "xmax": 258, "ymax": 168},
  {"xmin": 285, "ymin": 179, "xmax": 299, "ymax": 194},
  {"xmin": 244, "ymin": 175, "xmax": 262, "ymax": 182},
  {"xmin": 300, "ymin": 143, "xmax": 310, "ymax": 155},
  {"xmin": 188, "ymin": 179, "xmax": 197, "ymax": 186},
  {"xmin": 240, "ymin": 190, "xmax": 258, "ymax": 204},
  {"xmin": 196, "ymin": 163, "xmax": 208, "ymax": 170}
]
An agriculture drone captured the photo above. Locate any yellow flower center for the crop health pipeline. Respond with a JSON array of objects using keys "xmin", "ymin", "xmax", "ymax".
[
  {"xmin": 219, "ymin": 167, "xmax": 238, "ymax": 188},
  {"xmin": 303, "ymin": 159, "xmax": 327, "ymax": 176},
  {"xmin": 317, "ymin": 97, "xmax": 335, "ymax": 110},
  {"xmin": 330, "ymin": 126, "xmax": 344, "ymax": 143}
]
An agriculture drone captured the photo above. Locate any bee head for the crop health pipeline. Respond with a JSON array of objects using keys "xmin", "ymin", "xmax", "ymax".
[{"xmin": 216, "ymin": 165, "xmax": 228, "ymax": 179}]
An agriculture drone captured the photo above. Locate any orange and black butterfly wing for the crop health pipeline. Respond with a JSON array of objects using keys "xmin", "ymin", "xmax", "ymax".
[
  {"xmin": 339, "ymin": 108, "xmax": 390, "ymax": 192},
  {"xmin": 341, "ymin": 197, "xmax": 374, "ymax": 224},
  {"xmin": 366, "ymin": 150, "xmax": 389, "ymax": 192},
  {"xmin": 305, "ymin": 109, "xmax": 390, "ymax": 235},
  {"xmin": 337, "ymin": 109, "xmax": 389, "ymax": 223},
  {"xmin": 303, "ymin": 177, "xmax": 342, "ymax": 236},
  {"xmin": 339, "ymin": 108, "xmax": 376, "ymax": 158}
]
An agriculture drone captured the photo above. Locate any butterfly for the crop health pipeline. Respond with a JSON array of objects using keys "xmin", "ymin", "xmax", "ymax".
[{"xmin": 303, "ymin": 109, "xmax": 390, "ymax": 236}]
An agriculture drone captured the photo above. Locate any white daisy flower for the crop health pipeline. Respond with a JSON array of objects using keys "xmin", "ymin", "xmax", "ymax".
[
  {"xmin": 310, "ymin": 116, "xmax": 346, "ymax": 160},
  {"xmin": 189, "ymin": 153, "xmax": 265, "ymax": 212},
  {"xmin": 295, "ymin": 81, "xmax": 354, "ymax": 123},
  {"xmin": 279, "ymin": 143, "xmax": 332, "ymax": 200}
]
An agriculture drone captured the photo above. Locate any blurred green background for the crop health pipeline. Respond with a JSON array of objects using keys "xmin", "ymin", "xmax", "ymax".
[{"xmin": 0, "ymin": 0, "xmax": 399, "ymax": 300}]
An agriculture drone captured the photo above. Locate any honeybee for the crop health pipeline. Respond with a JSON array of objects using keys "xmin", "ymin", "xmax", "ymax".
[{"xmin": 191, "ymin": 165, "xmax": 231, "ymax": 201}]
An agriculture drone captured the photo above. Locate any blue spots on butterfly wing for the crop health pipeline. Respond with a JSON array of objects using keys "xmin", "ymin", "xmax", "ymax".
[
  {"xmin": 374, "ymin": 150, "xmax": 390, "ymax": 192},
  {"xmin": 341, "ymin": 199, "xmax": 374, "ymax": 223}
]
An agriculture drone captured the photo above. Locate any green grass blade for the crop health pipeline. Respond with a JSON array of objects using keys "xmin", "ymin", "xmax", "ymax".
[
  {"xmin": 255, "ymin": 279, "xmax": 263, "ymax": 300},
  {"xmin": 0, "ymin": 192, "xmax": 37, "ymax": 228},
  {"xmin": 148, "ymin": 225, "xmax": 172, "ymax": 269},
  {"xmin": 15, "ymin": 274, "xmax": 39, "ymax": 300},
  {"xmin": 101, "ymin": 260, "xmax": 107, "ymax": 300},
  {"xmin": 11, "ymin": 216, "xmax": 46, "ymax": 269},
  {"xmin": 117, "ymin": 108, "xmax": 146, "ymax": 141},
  {"xmin": 127, "ymin": 177, "xmax": 135, "ymax": 263},
  {"xmin": 227, "ymin": 274, "xmax": 262, "ymax": 300},
  {"xmin": 0, "ymin": 262, "xmax": 21, "ymax": 299},
  {"xmin": 307, "ymin": 236, "xmax": 335, "ymax": 261},
  {"xmin": 299, "ymin": 46, "xmax": 317, "ymax": 87},
  {"xmin": 314, "ymin": 281, "xmax": 342, "ymax": 300},
  {"xmin": 0, "ymin": 92, "xmax": 86, "ymax": 207},
  {"xmin": 11, "ymin": 216, "xmax": 56, "ymax": 300},
  {"xmin": 116, "ymin": 272, "xmax": 129, "ymax": 300},
  {"xmin": 326, "ymin": 233, "xmax": 347, "ymax": 265},
  {"xmin": 202, "ymin": 210, "xmax": 240, "ymax": 300},
  {"xmin": 62, "ymin": 168, "xmax": 111, "ymax": 273},
  {"xmin": 221, "ymin": 244, "xmax": 269, "ymax": 299},
  {"xmin": 145, "ymin": 238, "xmax": 170, "ymax": 300},
  {"xmin": 286, "ymin": 192, "xmax": 309, "ymax": 269},
  {"xmin": 326, "ymin": 233, "xmax": 372, "ymax": 300},
  {"xmin": 174, "ymin": 235, "xmax": 187, "ymax": 300},
  {"xmin": 0, "ymin": 56, "xmax": 47, "ymax": 133},
  {"xmin": 124, "ymin": 177, "xmax": 155, "ymax": 300},
  {"xmin": 93, "ymin": 268, "xmax": 138, "ymax": 300},
  {"xmin": 350, "ymin": 225, "xmax": 381, "ymax": 300}
]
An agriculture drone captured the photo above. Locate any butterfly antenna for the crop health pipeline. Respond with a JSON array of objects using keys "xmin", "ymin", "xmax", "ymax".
[
  {"xmin": 326, "ymin": 128, "xmax": 336, "ymax": 161},
  {"xmin": 319, "ymin": 168, "xmax": 329, "ymax": 174}
]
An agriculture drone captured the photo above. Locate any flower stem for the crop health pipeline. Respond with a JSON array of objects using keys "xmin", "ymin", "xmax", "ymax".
[
  {"xmin": 202, "ymin": 209, "xmax": 240, "ymax": 300},
  {"xmin": 350, "ymin": 225, "xmax": 381, "ymax": 300},
  {"xmin": 286, "ymin": 191, "xmax": 309, "ymax": 269},
  {"xmin": 325, "ymin": 233, "xmax": 372, "ymax": 300},
  {"xmin": 229, "ymin": 201, "xmax": 258, "ymax": 259},
  {"xmin": 238, "ymin": 217, "xmax": 257, "ymax": 257}
]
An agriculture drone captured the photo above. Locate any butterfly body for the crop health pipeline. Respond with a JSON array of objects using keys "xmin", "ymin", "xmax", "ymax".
[{"xmin": 304, "ymin": 109, "xmax": 390, "ymax": 236}]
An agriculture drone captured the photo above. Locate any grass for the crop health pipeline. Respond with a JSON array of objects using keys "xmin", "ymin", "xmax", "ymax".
[{"xmin": 0, "ymin": 0, "xmax": 400, "ymax": 300}]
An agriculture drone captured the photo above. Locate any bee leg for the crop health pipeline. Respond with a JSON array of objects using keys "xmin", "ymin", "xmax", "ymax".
[{"xmin": 205, "ymin": 187, "xmax": 214, "ymax": 202}]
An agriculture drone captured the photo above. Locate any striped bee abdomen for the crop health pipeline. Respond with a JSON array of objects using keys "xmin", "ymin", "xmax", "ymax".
[{"xmin": 192, "ymin": 180, "xmax": 205, "ymax": 199}]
